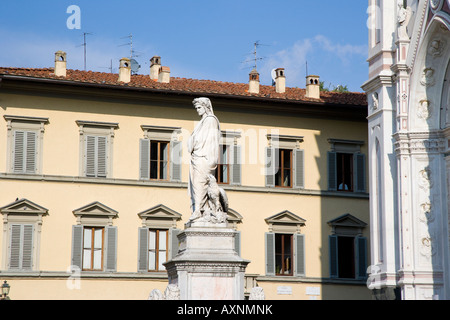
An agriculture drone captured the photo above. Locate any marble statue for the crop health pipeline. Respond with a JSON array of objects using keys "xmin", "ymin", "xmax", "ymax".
[{"xmin": 187, "ymin": 97, "xmax": 228, "ymax": 224}]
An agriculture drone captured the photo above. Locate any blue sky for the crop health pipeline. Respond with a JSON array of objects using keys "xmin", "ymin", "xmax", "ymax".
[{"xmin": 0, "ymin": 1, "xmax": 369, "ymax": 92}]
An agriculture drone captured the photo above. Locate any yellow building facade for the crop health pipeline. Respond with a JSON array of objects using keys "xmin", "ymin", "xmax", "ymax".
[{"xmin": 0, "ymin": 55, "xmax": 370, "ymax": 300}]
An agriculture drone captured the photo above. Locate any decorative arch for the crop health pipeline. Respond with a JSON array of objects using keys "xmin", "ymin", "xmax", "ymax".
[{"xmin": 408, "ymin": 18, "xmax": 450, "ymax": 132}]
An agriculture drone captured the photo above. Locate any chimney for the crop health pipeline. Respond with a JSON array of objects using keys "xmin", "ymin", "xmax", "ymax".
[
  {"xmin": 54, "ymin": 51, "xmax": 67, "ymax": 77},
  {"xmin": 306, "ymin": 75, "xmax": 320, "ymax": 99},
  {"xmin": 248, "ymin": 69, "xmax": 260, "ymax": 94},
  {"xmin": 158, "ymin": 66, "xmax": 170, "ymax": 83},
  {"xmin": 275, "ymin": 68, "xmax": 286, "ymax": 93},
  {"xmin": 150, "ymin": 56, "xmax": 161, "ymax": 80},
  {"xmin": 119, "ymin": 57, "xmax": 131, "ymax": 83}
]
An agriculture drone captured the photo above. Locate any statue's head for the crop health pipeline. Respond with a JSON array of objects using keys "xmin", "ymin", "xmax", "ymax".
[{"xmin": 193, "ymin": 97, "xmax": 213, "ymax": 115}]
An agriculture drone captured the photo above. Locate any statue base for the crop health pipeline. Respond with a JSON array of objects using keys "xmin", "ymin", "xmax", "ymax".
[{"xmin": 163, "ymin": 223, "xmax": 250, "ymax": 300}]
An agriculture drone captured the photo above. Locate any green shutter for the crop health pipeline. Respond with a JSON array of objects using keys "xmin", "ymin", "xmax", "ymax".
[
  {"xmin": 97, "ymin": 136, "xmax": 107, "ymax": 178},
  {"xmin": 9, "ymin": 224, "xmax": 34, "ymax": 271},
  {"xmin": 329, "ymin": 235, "xmax": 338, "ymax": 278},
  {"xmin": 85, "ymin": 135, "xmax": 96, "ymax": 177},
  {"xmin": 21, "ymin": 225, "xmax": 34, "ymax": 269},
  {"xmin": 169, "ymin": 228, "xmax": 181, "ymax": 259},
  {"xmin": 354, "ymin": 153, "xmax": 366, "ymax": 193},
  {"xmin": 138, "ymin": 227, "xmax": 149, "ymax": 272},
  {"xmin": 294, "ymin": 234, "xmax": 305, "ymax": 276},
  {"xmin": 25, "ymin": 132, "xmax": 37, "ymax": 174},
  {"xmin": 231, "ymin": 145, "xmax": 242, "ymax": 185},
  {"xmin": 170, "ymin": 141, "xmax": 182, "ymax": 182},
  {"xmin": 139, "ymin": 139, "xmax": 150, "ymax": 180},
  {"xmin": 105, "ymin": 226, "xmax": 117, "ymax": 272},
  {"xmin": 265, "ymin": 147, "xmax": 275, "ymax": 187},
  {"xmin": 293, "ymin": 149, "xmax": 304, "ymax": 189},
  {"xmin": 265, "ymin": 232, "xmax": 275, "ymax": 276},
  {"xmin": 13, "ymin": 131, "xmax": 37, "ymax": 174},
  {"xmin": 85, "ymin": 135, "xmax": 107, "ymax": 178},
  {"xmin": 328, "ymin": 152, "xmax": 337, "ymax": 191},
  {"xmin": 13, "ymin": 131, "xmax": 25, "ymax": 173},
  {"xmin": 71, "ymin": 225, "xmax": 83, "ymax": 269},
  {"xmin": 355, "ymin": 236, "xmax": 368, "ymax": 280}
]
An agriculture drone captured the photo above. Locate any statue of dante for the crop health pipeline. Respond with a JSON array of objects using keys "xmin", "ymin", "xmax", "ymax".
[{"xmin": 188, "ymin": 97, "xmax": 228, "ymax": 223}]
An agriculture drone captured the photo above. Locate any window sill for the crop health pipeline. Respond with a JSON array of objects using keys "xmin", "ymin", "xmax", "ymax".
[
  {"xmin": 257, "ymin": 275, "xmax": 367, "ymax": 285},
  {"xmin": 0, "ymin": 173, "xmax": 369, "ymax": 198}
]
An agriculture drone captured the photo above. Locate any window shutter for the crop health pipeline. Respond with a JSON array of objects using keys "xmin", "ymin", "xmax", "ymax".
[
  {"xmin": 294, "ymin": 233, "xmax": 305, "ymax": 277},
  {"xmin": 138, "ymin": 227, "xmax": 149, "ymax": 272},
  {"xmin": 21, "ymin": 225, "xmax": 34, "ymax": 270},
  {"xmin": 230, "ymin": 145, "xmax": 242, "ymax": 185},
  {"xmin": 9, "ymin": 224, "xmax": 22, "ymax": 269},
  {"xmin": 9, "ymin": 224, "xmax": 34, "ymax": 270},
  {"xmin": 234, "ymin": 231, "xmax": 241, "ymax": 256},
  {"xmin": 169, "ymin": 228, "xmax": 181, "ymax": 259},
  {"xmin": 139, "ymin": 139, "xmax": 150, "ymax": 180},
  {"xmin": 71, "ymin": 225, "xmax": 84, "ymax": 269},
  {"xmin": 265, "ymin": 232, "xmax": 275, "ymax": 276},
  {"xmin": 105, "ymin": 226, "xmax": 117, "ymax": 272},
  {"xmin": 293, "ymin": 149, "xmax": 304, "ymax": 189},
  {"xmin": 170, "ymin": 141, "xmax": 182, "ymax": 182},
  {"xmin": 85, "ymin": 135, "xmax": 96, "ymax": 177},
  {"xmin": 355, "ymin": 236, "xmax": 368, "ymax": 280},
  {"xmin": 327, "ymin": 151, "xmax": 337, "ymax": 191},
  {"xmin": 265, "ymin": 147, "xmax": 275, "ymax": 187},
  {"xmin": 354, "ymin": 153, "xmax": 366, "ymax": 193},
  {"xmin": 97, "ymin": 136, "xmax": 107, "ymax": 178},
  {"xmin": 13, "ymin": 131, "xmax": 25, "ymax": 173},
  {"xmin": 329, "ymin": 235, "xmax": 338, "ymax": 278},
  {"xmin": 25, "ymin": 131, "xmax": 37, "ymax": 174}
]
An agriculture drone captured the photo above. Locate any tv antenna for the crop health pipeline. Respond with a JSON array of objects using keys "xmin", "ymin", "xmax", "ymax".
[
  {"xmin": 99, "ymin": 59, "xmax": 114, "ymax": 73},
  {"xmin": 119, "ymin": 33, "xmax": 141, "ymax": 58},
  {"xmin": 119, "ymin": 33, "xmax": 142, "ymax": 74},
  {"xmin": 77, "ymin": 32, "xmax": 93, "ymax": 71},
  {"xmin": 241, "ymin": 40, "xmax": 269, "ymax": 71}
]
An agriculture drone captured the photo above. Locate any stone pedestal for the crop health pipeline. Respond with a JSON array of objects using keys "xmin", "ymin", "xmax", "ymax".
[{"xmin": 164, "ymin": 221, "xmax": 250, "ymax": 300}]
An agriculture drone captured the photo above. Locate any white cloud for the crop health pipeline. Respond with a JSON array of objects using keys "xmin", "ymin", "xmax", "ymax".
[
  {"xmin": 260, "ymin": 35, "xmax": 367, "ymax": 88},
  {"xmin": 313, "ymin": 35, "xmax": 367, "ymax": 65},
  {"xmin": 260, "ymin": 39, "xmax": 313, "ymax": 87}
]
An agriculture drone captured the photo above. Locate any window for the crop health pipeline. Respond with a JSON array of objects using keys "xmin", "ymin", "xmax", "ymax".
[
  {"xmin": 327, "ymin": 139, "xmax": 366, "ymax": 193},
  {"xmin": 0, "ymin": 198, "xmax": 48, "ymax": 271},
  {"xmin": 82, "ymin": 227, "xmax": 104, "ymax": 271},
  {"xmin": 215, "ymin": 144, "xmax": 230, "ymax": 184},
  {"xmin": 71, "ymin": 202, "xmax": 118, "ymax": 272},
  {"xmin": 76, "ymin": 120, "xmax": 118, "ymax": 178},
  {"xmin": 140, "ymin": 125, "xmax": 182, "ymax": 182},
  {"xmin": 148, "ymin": 229, "xmax": 168, "ymax": 271},
  {"xmin": 265, "ymin": 135, "xmax": 304, "ymax": 189},
  {"xmin": 336, "ymin": 153, "xmax": 353, "ymax": 191},
  {"xmin": 150, "ymin": 141, "xmax": 170, "ymax": 180},
  {"xmin": 275, "ymin": 149, "xmax": 292, "ymax": 187},
  {"xmin": 265, "ymin": 210, "xmax": 306, "ymax": 277},
  {"xmin": 328, "ymin": 214, "xmax": 368, "ymax": 280},
  {"xmin": 9, "ymin": 224, "xmax": 34, "ymax": 270},
  {"xmin": 4, "ymin": 115, "xmax": 48, "ymax": 175},
  {"xmin": 137, "ymin": 204, "xmax": 182, "ymax": 273},
  {"xmin": 214, "ymin": 131, "xmax": 242, "ymax": 185},
  {"xmin": 275, "ymin": 233, "xmax": 293, "ymax": 276},
  {"xmin": 85, "ymin": 135, "xmax": 107, "ymax": 178}
]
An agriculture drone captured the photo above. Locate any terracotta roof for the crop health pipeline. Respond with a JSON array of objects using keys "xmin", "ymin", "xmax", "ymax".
[{"xmin": 0, "ymin": 67, "xmax": 368, "ymax": 106}]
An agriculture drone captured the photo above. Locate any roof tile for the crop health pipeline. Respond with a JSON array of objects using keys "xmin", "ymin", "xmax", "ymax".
[{"xmin": 0, "ymin": 67, "xmax": 368, "ymax": 106}]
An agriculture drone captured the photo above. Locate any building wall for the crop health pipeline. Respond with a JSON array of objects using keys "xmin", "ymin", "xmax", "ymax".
[{"xmin": 0, "ymin": 85, "xmax": 370, "ymax": 299}]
